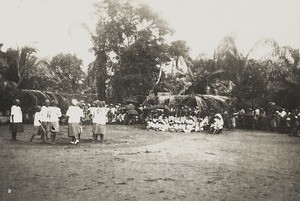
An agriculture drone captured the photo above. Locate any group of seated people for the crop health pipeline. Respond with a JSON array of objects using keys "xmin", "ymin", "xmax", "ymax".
[{"xmin": 146, "ymin": 110, "xmax": 224, "ymax": 134}]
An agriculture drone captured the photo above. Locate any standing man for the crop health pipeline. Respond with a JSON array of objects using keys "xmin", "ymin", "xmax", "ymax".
[
  {"xmin": 10, "ymin": 99, "xmax": 23, "ymax": 141},
  {"xmin": 66, "ymin": 99, "xmax": 84, "ymax": 145},
  {"xmin": 40, "ymin": 99, "xmax": 52, "ymax": 142},
  {"xmin": 91, "ymin": 101, "xmax": 109, "ymax": 143},
  {"xmin": 29, "ymin": 106, "xmax": 44, "ymax": 142},
  {"xmin": 50, "ymin": 100, "xmax": 62, "ymax": 143}
]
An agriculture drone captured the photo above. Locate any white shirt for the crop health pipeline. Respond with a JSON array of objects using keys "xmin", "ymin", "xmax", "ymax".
[
  {"xmin": 50, "ymin": 106, "xmax": 62, "ymax": 122},
  {"xmin": 66, "ymin": 106, "xmax": 84, "ymax": 123},
  {"xmin": 92, "ymin": 107, "xmax": 109, "ymax": 125},
  {"xmin": 10, "ymin": 105, "xmax": 22, "ymax": 123},
  {"xmin": 212, "ymin": 118, "xmax": 224, "ymax": 129},
  {"xmin": 41, "ymin": 106, "xmax": 52, "ymax": 122},
  {"xmin": 34, "ymin": 111, "xmax": 43, "ymax": 126},
  {"xmin": 280, "ymin": 110, "xmax": 287, "ymax": 118}
]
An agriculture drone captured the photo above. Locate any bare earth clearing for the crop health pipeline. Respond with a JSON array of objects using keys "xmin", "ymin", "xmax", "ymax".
[{"xmin": 0, "ymin": 124, "xmax": 300, "ymax": 201}]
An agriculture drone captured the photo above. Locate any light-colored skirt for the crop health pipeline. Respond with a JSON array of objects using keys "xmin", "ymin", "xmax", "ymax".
[
  {"xmin": 52, "ymin": 121, "xmax": 59, "ymax": 133},
  {"xmin": 68, "ymin": 123, "xmax": 79, "ymax": 137},
  {"xmin": 93, "ymin": 123, "xmax": 107, "ymax": 135}
]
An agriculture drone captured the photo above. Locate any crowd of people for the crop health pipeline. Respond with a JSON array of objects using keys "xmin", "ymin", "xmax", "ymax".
[
  {"xmin": 144, "ymin": 106, "xmax": 300, "ymax": 136},
  {"xmin": 6, "ymin": 99, "xmax": 300, "ymax": 144},
  {"xmin": 232, "ymin": 107, "xmax": 300, "ymax": 134}
]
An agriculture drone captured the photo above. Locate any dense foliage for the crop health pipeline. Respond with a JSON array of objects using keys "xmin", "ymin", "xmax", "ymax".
[
  {"xmin": 0, "ymin": 45, "xmax": 83, "ymax": 113},
  {"xmin": 49, "ymin": 53, "xmax": 85, "ymax": 94},
  {"xmin": 1, "ymin": 0, "xmax": 300, "ymax": 113},
  {"xmin": 89, "ymin": 0, "xmax": 172, "ymax": 102}
]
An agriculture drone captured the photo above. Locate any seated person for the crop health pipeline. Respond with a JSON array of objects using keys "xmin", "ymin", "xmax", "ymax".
[
  {"xmin": 146, "ymin": 118, "xmax": 154, "ymax": 130},
  {"xmin": 210, "ymin": 113, "xmax": 224, "ymax": 134},
  {"xmin": 199, "ymin": 116, "xmax": 210, "ymax": 131},
  {"xmin": 168, "ymin": 120, "xmax": 176, "ymax": 132},
  {"xmin": 157, "ymin": 115, "xmax": 168, "ymax": 132},
  {"xmin": 184, "ymin": 116, "xmax": 195, "ymax": 133}
]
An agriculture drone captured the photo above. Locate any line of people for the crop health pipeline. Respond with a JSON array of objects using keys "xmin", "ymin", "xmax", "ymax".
[
  {"xmin": 233, "ymin": 107, "xmax": 300, "ymax": 135},
  {"xmin": 79, "ymin": 103, "xmax": 139, "ymax": 125},
  {"xmin": 9, "ymin": 99, "xmax": 109, "ymax": 144}
]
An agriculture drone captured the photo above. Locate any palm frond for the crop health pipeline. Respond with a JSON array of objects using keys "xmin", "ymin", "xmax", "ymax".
[
  {"xmin": 199, "ymin": 94, "xmax": 231, "ymax": 103},
  {"xmin": 45, "ymin": 91, "xmax": 57, "ymax": 101},
  {"xmin": 17, "ymin": 89, "xmax": 50, "ymax": 106},
  {"xmin": 194, "ymin": 95, "xmax": 207, "ymax": 111},
  {"xmin": 177, "ymin": 94, "xmax": 230, "ymax": 111}
]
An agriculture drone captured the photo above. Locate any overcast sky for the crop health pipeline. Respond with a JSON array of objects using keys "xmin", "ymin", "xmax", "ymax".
[{"xmin": 1, "ymin": 0, "xmax": 300, "ymax": 70}]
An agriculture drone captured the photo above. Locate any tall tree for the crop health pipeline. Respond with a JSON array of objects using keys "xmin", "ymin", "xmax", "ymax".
[
  {"xmin": 244, "ymin": 39, "xmax": 300, "ymax": 109},
  {"xmin": 2, "ymin": 46, "xmax": 57, "ymax": 90},
  {"xmin": 190, "ymin": 57, "xmax": 222, "ymax": 95},
  {"xmin": 155, "ymin": 40, "xmax": 194, "ymax": 95},
  {"xmin": 214, "ymin": 36, "xmax": 245, "ymax": 82},
  {"xmin": 235, "ymin": 60, "xmax": 269, "ymax": 108},
  {"xmin": 50, "ymin": 53, "xmax": 85, "ymax": 94},
  {"xmin": 0, "ymin": 45, "xmax": 54, "ymax": 112},
  {"xmin": 0, "ymin": 46, "xmax": 19, "ymax": 112},
  {"xmin": 90, "ymin": 0, "xmax": 172, "ymax": 101}
]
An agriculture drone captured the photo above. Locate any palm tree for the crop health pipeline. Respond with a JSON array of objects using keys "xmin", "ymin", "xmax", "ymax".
[{"xmin": 0, "ymin": 45, "xmax": 68, "ymax": 114}]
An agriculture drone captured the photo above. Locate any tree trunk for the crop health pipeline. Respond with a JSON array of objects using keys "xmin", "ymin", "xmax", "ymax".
[
  {"xmin": 95, "ymin": 50, "xmax": 107, "ymax": 101},
  {"xmin": 97, "ymin": 70, "xmax": 106, "ymax": 101}
]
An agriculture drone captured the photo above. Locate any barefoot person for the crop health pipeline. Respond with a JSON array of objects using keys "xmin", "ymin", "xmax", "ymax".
[
  {"xmin": 9, "ymin": 99, "xmax": 23, "ymax": 141},
  {"xmin": 66, "ymin": 99, "xmax": 84, "ymax": 145},
  {"xmin": 50, "ymin": 100, "xmax": 62, "ymax": 143},
  {"xmin": 91, "ymin": 101, "xmax": 109, "ymax": 143}
]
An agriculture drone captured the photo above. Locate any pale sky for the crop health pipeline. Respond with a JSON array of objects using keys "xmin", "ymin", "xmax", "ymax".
[{"xmin": 1, "ymin": 0, "xmax": 300, "ymax": 70}]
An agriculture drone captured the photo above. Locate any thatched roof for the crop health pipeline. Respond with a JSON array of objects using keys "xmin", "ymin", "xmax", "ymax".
[{"xmin": 143, "ymin": 93, "xmax": 231, "ymax": 112}]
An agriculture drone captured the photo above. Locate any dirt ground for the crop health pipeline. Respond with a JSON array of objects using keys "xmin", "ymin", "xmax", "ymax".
[{"xmin": 0, "ymin": 124, "xmax": 300, "ymax": 201}]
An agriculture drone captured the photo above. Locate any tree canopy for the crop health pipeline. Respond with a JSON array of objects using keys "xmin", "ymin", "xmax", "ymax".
[
  {"xmin": 50, "ymin": 53, "xmax": 85, "ymax": 94},
  {"xmin": 89, "ymin": 0, "xmax": 173, "ymax": 101},
  {"xmin": 1, "ymin": 0, "xmax": 300, "ymax": 112}
]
